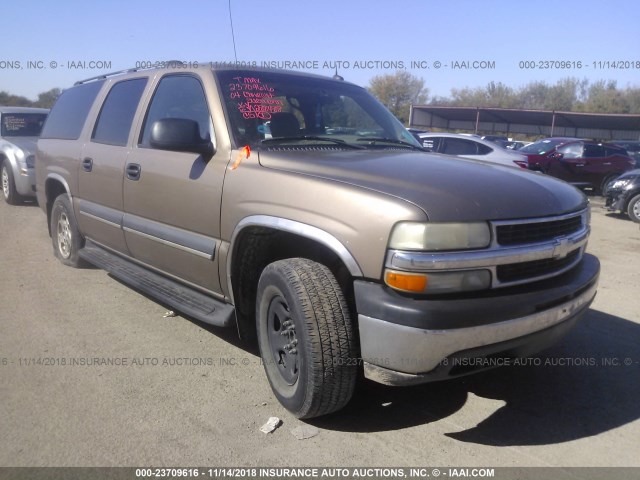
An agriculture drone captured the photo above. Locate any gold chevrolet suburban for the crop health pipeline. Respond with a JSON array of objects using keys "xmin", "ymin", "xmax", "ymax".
[{"xmin": 36, "ymin": 64, "xmax": 600, "ymax": 418}]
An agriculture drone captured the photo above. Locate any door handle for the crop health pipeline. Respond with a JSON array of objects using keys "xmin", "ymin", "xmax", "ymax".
[
  {"xmin": 126, "ymin": 163, "xmax": 141, "ymax": 181},
  {"xmin": 82, "ymin": 157, "xmax": 93, "ymax": 172}
]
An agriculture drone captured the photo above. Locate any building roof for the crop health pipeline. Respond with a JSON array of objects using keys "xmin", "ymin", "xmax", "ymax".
[{"xmin": 409, "ymin": 106, "xmax": 640, "ymax": 140}]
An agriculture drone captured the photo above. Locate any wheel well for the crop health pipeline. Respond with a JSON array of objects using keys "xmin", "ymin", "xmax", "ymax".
[
  {"xmin": 44, "ymin": 179, "xmax": 68, "ymax": 235},
  {"xmin": 230, "ymin": 226, "xmax": 355, "ymax": 343},
  {"xmin": 625, "ymin": 190, "xmax": 640, "ymax": 209}
]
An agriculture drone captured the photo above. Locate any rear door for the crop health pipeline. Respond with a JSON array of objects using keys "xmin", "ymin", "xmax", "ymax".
[
  {"xmin": 123, "ymin": 73, "xmax": 227, "ymax": 294},
  {"xmin": 77, "ymin": 77, "xmax": 148, "ymax": 254}
]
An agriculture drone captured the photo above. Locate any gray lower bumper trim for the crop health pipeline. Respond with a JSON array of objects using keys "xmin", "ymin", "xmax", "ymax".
[{"xmin": 359, "ymin": 279, "xmax": 597, "ymax": 380}]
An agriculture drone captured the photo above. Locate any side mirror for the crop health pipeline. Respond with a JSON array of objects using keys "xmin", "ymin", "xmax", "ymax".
[
  {"xmin": 549, "ymin": 151, "xmax": 563, "ymax": 160},
  {"xmin": 150, "ymin": 118, "xmax": 214, "ymax": 156}
]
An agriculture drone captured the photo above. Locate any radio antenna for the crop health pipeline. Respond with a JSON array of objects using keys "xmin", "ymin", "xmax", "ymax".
[{"xmin": 228, "ymin": 0, "xmax": 238, "ymax": 62}]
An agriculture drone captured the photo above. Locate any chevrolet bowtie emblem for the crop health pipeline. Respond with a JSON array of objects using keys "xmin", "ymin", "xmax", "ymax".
[{"xmin": 552, "ymin": 237, "xmax": 573, "ymax": 259}]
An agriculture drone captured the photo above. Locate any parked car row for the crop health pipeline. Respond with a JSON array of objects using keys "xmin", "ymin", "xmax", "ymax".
[
  {"xmin": 519, "ymin": 138, "xmax": 636, "ymax": 194},
  {"xmin": 418, "ymin": 132, "xmax": 529, "ymax": 169}
]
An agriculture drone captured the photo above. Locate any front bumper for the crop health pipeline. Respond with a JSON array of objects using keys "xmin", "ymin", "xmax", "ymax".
[
  {"xmin": 15, "ymin": 165, "xmax": 36, "ymax": 197},
  {"xmin": 355, "ymin": 254, "xmax": 599, "ymax": 385},
  {"xmin": 605, "ymin": 189, "xmax": 631, "ymax": 212}
]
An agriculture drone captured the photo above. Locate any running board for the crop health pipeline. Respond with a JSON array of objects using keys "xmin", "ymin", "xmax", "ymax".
[{"xmin": 79, "ymin": 241, "xmax": 234, "ymax": 328}]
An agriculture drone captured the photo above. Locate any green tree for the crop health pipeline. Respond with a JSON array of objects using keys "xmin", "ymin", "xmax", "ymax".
[
  {"xmin": 368, "ymin": 71, "xmax": 428, "ymax": 124},
  {"xmin": 441, "ymin": 82, "xmax": 518, "ymax": 108},
  {"xmin": 34, "ymin": 88, "xmax": 62, "ymax": 108},
  {"xmin": 576, "ymin": 80, "xmax": 630, "ymax": 113},
  {"xmin": 0, "ymin": 91, "xmax": 32, "ymax": 107}
]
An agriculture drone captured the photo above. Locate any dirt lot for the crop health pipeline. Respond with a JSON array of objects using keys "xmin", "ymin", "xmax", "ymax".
[{"xmin": 0, "ymin": 195, "xmax": 639, "ymax": 469}]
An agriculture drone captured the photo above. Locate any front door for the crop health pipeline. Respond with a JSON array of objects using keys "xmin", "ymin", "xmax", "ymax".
[{"xmin": 123, "ymin": 74, "xmax": 227, "ymax": 294}]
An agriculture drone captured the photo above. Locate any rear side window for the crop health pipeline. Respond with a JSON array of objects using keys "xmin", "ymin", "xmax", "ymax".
[
  {"xmin": 421, "ymin": 137, "xmax": 442, "ymax": 152},
  {"xmin": 92, "ymin": 78, "xmax": 147, "ymax": 146},
  {"xmin": 40, "ymin": 81, "xmax": 105, "ymax": 140},
  {"xmin": 442, "ymin": 138, "xmax": 478, "ymax": 155},
  {"xmin": 604, "ymin": 146, "xmax": 627, "ymax": 156}
]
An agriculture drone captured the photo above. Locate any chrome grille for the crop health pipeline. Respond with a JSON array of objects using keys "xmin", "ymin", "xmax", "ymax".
[
  {"xmin": 496, "ymin": 215, "xmax": 583, "ymax": 246},
  {"xmin": 497, "ymin": 249, "xmax": 581, "ymax": 283}
]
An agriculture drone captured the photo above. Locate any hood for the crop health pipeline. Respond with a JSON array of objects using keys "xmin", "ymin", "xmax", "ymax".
[
  {"xmin": 618, "ymin": 168, "xmax": 640, "ymax": 179},
  {"xmin": 3, "ymin": 137, "xmax": 38, "ymax": 155},
  {"xmin": 258, "ymin": 149, "xmax": 587, "ymax": 222}
]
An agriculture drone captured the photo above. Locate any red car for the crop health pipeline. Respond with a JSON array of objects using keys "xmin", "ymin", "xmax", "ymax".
[{"xmin": 521, "ymin": 138, "xmax": 636, "ymax": 194}]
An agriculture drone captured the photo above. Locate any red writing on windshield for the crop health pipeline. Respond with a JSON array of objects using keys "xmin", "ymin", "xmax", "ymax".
[{"xmin": 229, "ymin": 77, "xmax": 283, "ymax": 119}]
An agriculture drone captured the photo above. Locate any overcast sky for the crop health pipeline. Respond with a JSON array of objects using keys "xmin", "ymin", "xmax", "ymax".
[{"xmin": 1, "ymin": 0, "xmax": 639, "ymax": 100}]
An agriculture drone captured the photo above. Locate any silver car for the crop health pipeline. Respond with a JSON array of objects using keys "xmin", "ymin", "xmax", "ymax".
[
  {"xmin": 418, "ymin": 132, "xmax": 529, "ymax": 169},
  {"xmin": 1, "ymin": 107, "xmax": 49, "ymax": 204}
]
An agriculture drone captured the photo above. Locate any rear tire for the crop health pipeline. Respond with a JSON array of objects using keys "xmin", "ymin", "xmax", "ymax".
[
  {"xmin": 50, "ymin": 194, "xmax": 85, "ymax": 267},
  {"xmin": 2, "ymin": 161, "xmax": 22, "ymax": 205},
  {"xmin": 627, "ymin": 194, "xmax": 640, "ymax": 223},
  {"xmin": 256, "ymin": 258, "xmax": 357, "ymax": 418}
]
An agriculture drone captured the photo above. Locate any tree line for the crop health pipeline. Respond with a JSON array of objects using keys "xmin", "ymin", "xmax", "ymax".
[
  {"xmin": 0, "ymin": 88, "xmax": 62, "ymax": 109},
  {"xmin": 368, "ymin": 72, "xmax": 640, "ymax": 125}
]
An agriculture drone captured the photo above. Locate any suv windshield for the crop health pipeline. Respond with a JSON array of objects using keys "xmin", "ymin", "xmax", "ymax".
[
  {"xmin": 216, "ymin": 70, "xmax": 419, "ymax": 149},
  {"xmin": 1, "ymin": 113, "xmax": 48, "ymax": 137}
]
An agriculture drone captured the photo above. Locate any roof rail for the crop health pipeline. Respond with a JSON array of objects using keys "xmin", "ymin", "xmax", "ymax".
[
  {"xmin": 74, "ymin": 67, "xmax": 141, "ymax": 85},
  {"xmin": 73, "ymin": 61, "xmax": 187, "ymax": 85}
]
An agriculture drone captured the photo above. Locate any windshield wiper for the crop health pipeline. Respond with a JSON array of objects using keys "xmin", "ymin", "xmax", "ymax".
[
  {"xmin": 261, "ymin": 136, "xmax": 366, "ymax": 149},
  {"xmin": 356, "ymin": 137, "xmax": 426, "ymax": 151}
]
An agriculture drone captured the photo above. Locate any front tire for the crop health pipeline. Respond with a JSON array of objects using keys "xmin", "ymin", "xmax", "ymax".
[
  {"xmin": 600, "ymin": 174, "xmax": 618, "ymax": 196},
  {"xmin": 256, "ymin": 258, "xmax": 357, "ymax": 418},
  {"xmin": 627, "ymin": 194, "xmax": 640, "ymax": 223},
  {"xmin": 50, "ymin": 194, "xmax": 85, "ymax": 267},
  {"xmin": 2, "ymin": 161, "xmax": 22, "ymax": 205}
]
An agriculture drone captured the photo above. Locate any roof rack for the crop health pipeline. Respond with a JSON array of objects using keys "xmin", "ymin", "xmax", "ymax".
[
  {"xmin": 74, "ymin": 67, "xmax": 142, "ymax": 85},
  {"xmin": 73, "ymin": 60, "xmax": 187, "ymax": 85}
]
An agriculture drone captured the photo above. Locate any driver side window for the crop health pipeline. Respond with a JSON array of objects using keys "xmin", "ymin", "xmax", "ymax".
[
  {"xmin": 558, "ymin": 143, "xmax": 583, "ymax": 159},
  {"xmin": 139, "ymin": 75, "xmax": 212, "ymax": 148}
]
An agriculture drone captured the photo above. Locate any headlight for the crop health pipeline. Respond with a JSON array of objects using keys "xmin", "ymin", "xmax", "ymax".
[
  {"xmin": 610, "ymin": 179, "xmax": 631, "ymax": 190},
  {"xmin": 26, "ymin": 155, "xmax": 35, "ymax": 168},
  {"xmin": 583, "ymin": 207, "xmax": 591, "ymax": 228},
  {"xmin": 389, "ymin": 222, "xmax": 491, "ymax": 251}
]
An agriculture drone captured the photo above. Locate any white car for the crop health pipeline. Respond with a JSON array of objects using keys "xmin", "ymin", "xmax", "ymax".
[
  {"xmin": 1, "ymin": 107, "xmax": 49, "ymax": 204},
  {"xmin": 418, "ymin": 133, "xmax": 529, "ymax": 169}
]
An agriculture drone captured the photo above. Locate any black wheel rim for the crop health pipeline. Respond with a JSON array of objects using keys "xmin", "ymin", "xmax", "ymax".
[{"xmin": 266, "ymin": 296, "xmax": 299, "ymax": 385}]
